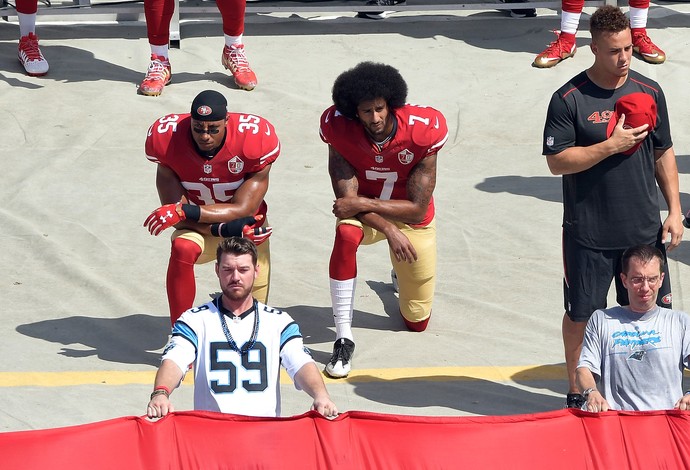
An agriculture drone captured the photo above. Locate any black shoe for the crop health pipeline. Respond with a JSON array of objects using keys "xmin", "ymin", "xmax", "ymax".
[
  {"xmin": 499, "ymin": 0, "xmax": 536, "ymax": 18},
  {"xmin": 357, "ymin": 0, "xmax": 406, "ymax": 20},
  {"xmin": 566, "ymin": 393, "xmax": 586, "ymax": 409},
  {"xmin": 324, "ymin": 338, "xmax": 355, "ymax": 378}
]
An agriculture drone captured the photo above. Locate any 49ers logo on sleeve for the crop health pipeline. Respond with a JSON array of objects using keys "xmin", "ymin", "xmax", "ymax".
[
  {"xmin": 228, "ymin": 156, "xmax": 245, "ymax": 174},
  {"xmin": 197, "ymin": 105, "xmax": 212, "ymax": 116},
  {"xmin": 398, "ymin": 149, "xmax": 414, "ymax": 165}
]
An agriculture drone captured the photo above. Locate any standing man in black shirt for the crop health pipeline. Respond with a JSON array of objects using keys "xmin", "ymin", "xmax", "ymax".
[{"xmin": 542, "ymin": 5, "xmax": 683, "ymax": 409}]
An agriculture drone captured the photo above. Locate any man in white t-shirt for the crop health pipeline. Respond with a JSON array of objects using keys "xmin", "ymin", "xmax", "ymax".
[
  {"xmin": 577, "ymin": 244, "xmax": 690, "ymax": 412},
  {"xmin": 146, "ymin": 237, "xmax": 338, "ymax": 418}
]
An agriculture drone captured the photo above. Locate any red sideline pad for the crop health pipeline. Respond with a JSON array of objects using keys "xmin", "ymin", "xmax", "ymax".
[{"xmin": 2, "ymin": 409, "xmax": 690, "ymax": 469}]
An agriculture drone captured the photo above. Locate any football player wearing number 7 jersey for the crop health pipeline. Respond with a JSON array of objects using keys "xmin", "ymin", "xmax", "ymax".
[
  {"xmin": 319, "ymin": 62, "xmax": 449, "ymax": 378},
  {"xmin": 144, "ymin": 90, "xmax": 280, "ymax": 326}
]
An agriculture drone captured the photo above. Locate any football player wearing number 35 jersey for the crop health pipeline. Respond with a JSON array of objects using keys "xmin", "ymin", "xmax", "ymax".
[
  {"xmin": 319, "ymin": 62, "xmax": 449, "ymax": 378},
  {"xmin": 144, "ymin": 90, "xmax": 280, "ymax": 326}
]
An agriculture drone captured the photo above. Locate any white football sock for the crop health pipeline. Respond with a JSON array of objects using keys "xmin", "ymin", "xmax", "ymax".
[
  {"xmin": 18, "ymin": 13, "xmax": 36, "ymax": 38},
  {"xmin": 224, "ymin": 34, "xmax": 243, "ymax": 48},
  {"xmin": 561, "ymin": 11, "xmax": 581, "ymax": 35},
  {"xmin": 330, "ymin": 278, "xmax": 356, "ymax": 341},
  {"xmin": 150, "ymin": 44, "xmax": 169, "ymax": 59},
  {"xmin": 629, "ymin": 7, "xmax": 648, "ymax": 29}
]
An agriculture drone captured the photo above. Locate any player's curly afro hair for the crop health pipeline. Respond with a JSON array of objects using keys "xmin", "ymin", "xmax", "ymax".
[{"xmin": 331, "ymin": 62, "xmax": 408, "ymax": 120}]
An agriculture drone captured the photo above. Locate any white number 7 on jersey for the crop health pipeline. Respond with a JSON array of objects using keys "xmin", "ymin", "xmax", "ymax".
[{"xmin": 365, "ymin": 170, "xmax": 398, "ymax": 200}]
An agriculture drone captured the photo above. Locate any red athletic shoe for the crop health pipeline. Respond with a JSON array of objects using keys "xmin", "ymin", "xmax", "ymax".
[
  {"xmin": 18, "ymin": 33, "xmax": 49, "ymax": 76},
  {"xmin": 532, "ymin": 31, "xmax": 576, "ymax": 68},
  {"xmin": 221, "ymin": 44, "xmax": 257, "ymax": 91},
  {"xmin": 139, "ymin": 55, "xmax": 171, "ymax": 96},
  {"xmin": 632, "ymin": 28, "xmax": 666, "ymax": 64}
]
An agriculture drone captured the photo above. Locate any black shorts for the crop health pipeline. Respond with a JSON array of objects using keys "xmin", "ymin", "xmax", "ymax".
[{"xmin": 562, "ymin": 230, "xmax": 672, "ymax": 322}]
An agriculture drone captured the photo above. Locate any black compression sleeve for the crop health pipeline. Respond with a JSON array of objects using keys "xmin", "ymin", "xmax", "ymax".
[
  {"xmin": 181, "ymin": 204, "xmax": 201, "ymax": 222},
  {"xmin": 210, "ymin": 216, "xmax": 257, "ymax": 237}
]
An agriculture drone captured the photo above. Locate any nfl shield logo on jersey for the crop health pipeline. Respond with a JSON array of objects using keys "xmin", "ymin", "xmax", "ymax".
[
  {"xmin": 398, "ymin": 149, "xmax": 414, "ymax": 165},
  {"xmin": 375, "ymin": 154, "xmax": 383, "ymax": 163},
  {"xmin": 203, "ymin": 163, "xmax": 213, "ymax": 174},
  {"xmin": 228, "ymin": 156, "xmax": 244, "ymax": 174}
]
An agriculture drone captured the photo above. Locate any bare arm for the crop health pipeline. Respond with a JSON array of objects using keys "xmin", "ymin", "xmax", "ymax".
[
  {"xmin": 293, "ymin": 362, "xmax": 338, "ymax": 418},
  {"xmin": 575, "ymin": 367, "xmax": 610, "ymax": 413},
  {"xmin": 546, "ymin": 117, "xmax": 649, "ymax": 175},
  {"xmin": 156, "ymin": 164, "xmax": 187, "ymax": 205},
  {"xmin": 331, "ymin": 152, "xmax": 437, "ymax": 225},
  {"xmin": 655, "ymin": 147, "xmax": 684, "ymax": 250},
  {"xmin": 328, "ymin": 145, "xmax": 359, "ymax": 199},
  {"xmin": 328, "ymin": 146, "xmax": 419, "ymax": 262},
  {"xmin": 327, "ymin": 146, "xmax": 398, "ymax": 234},
  {"xmin": 146, "ymin": 359, "xmax": 185, "ymax": 418},
  {"xmin": 193, "ymin": 164, "xmax": 271, "ymax": 223},
  {"xmin": 153, "ymin": 164, "xmax": 271, "ymax": 234}
]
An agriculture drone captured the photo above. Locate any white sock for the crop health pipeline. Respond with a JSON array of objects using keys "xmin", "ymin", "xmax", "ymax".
[
  {"xmin": 629, "ymin": 7, "xmax": 648, "ymax": 30},
  {"xmin": 330, "ymin": 278, "xmax": 356, "ymax": 341},
  {"xmin": 150, "ymin": 44, "xmax": 169, "ymax": 60},
  {"xmin": 18, "ymin": 13, "xmax": 36, "ymax": 38},
  {"xmin": 561, "ymin": 11, "xmax": 581, "ymax": 35},
  {"xmin": 224, "ymin": 34, "xmax": 243, "ymax": 48}
]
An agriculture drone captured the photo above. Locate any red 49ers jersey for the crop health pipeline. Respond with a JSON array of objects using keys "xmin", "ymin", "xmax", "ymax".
[
  {"xmin": 146, "ymin": 112, "xmax": 280, "ymax": 217},
  {"xmin": 319, "ymin": 104, "xmax": 448, "ymax": 226}
]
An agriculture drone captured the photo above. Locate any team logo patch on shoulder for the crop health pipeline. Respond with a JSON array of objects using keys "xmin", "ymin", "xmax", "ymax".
[
  {"xmin": 661, "ymin": 293, "xmax": 672, "ymax": 306},
  {"xmin": 398, "ymin": 149, "xmax": 414, "ymax": 165},
  {"xmin": 228, "ymin": 156, "xmax": 244, "ymax": 174},
  {"xmin": 197, "ymin": 105, "xmax": 212, "ymax": 117}
]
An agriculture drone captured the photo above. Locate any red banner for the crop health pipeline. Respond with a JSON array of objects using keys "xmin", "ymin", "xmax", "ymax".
[{"xmin": 2, "ymin": 409, "xmax": 690, "ymax": 469}]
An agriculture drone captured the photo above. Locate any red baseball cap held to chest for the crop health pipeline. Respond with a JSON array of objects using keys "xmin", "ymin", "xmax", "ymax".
[{"xmin": 606, "ymin": 92, "xmax": 657, "ymax": 156}]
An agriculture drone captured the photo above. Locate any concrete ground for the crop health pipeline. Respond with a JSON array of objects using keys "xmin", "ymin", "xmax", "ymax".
[{"xmin": 2, "ymin": 3, "xmax": 690, "ymax": 432}]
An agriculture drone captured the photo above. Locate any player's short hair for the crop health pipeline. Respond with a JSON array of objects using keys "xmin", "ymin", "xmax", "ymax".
[
  {"xmin": 590, "ymin": 5, "xmax": 630, "ymax": 40},
  {"xmin": 331, "ymin": 62, "xmax": 408, "ymax": 119},
  {"xmin": 216, "ymin": 236, "xmax": 258, "ymax": 266},
  {"xmin": 621, "ymin": 244, "xmax": 664, "ymax": 274}
]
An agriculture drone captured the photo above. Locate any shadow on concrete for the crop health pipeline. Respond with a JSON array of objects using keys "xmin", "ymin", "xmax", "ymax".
[
  {"xmin": 16, "ymin": 314, "xmax": 169, "ymax": 366},
  {"xmin": 352, "ymin": 373, "xmax": 565, "ymax": 415}
]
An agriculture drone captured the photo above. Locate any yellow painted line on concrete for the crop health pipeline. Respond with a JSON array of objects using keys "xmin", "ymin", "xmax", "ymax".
[{"xmin": 0, "ymin": 365, "xmax": 571, "ymax": 388}]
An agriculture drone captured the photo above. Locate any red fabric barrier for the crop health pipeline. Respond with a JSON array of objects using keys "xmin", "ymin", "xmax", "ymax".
[{"xmin": 2, "ymin": 409, "xmax": 690, "ymax": 469}]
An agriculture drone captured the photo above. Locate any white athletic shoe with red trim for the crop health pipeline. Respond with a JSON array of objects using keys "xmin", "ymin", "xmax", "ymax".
[{"xmin": 18, "ymin": 33, "xmax": 49, "ymax": 76}]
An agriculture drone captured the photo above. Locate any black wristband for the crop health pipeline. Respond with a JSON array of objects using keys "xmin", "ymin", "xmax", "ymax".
[
  {"xmin": 181, "ymin": 204, "xmax": 201, "ymax": 222},
  {"xmin": 210, "ymin": 216, "xmax": 257, "ymax": 237}
]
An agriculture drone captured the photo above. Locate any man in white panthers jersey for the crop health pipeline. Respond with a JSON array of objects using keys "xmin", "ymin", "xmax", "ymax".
[{"xmin": 146, "ymin": 237, "xmax": 338, "ymax": 418}]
